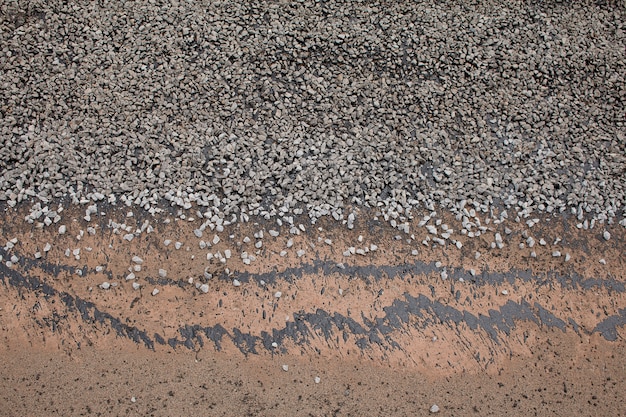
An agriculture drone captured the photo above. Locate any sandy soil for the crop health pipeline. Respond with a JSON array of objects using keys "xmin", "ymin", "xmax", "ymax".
[{"xmin": 1, "ymin": 203, "xmax": 625, "ymax": 416}]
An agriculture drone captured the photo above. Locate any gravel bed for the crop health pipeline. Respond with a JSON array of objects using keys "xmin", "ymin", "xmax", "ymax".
[{"xmin": 1, "ymin": 0, "xmax": 624, "ymax": 225}]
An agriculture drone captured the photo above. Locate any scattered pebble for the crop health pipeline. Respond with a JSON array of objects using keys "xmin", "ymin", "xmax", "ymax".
[{"xmin": 151, "ymin": 288, "xmax": 159, "ymax": 296}]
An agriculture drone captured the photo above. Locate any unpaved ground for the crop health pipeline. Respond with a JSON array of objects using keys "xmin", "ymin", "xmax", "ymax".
[{"xmin": 0, "ymin": 204, "xmax": 625, "ymax": 415}]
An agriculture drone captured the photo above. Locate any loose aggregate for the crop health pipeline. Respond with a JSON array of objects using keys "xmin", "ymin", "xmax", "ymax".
[
  {"xmin": 0, "ymin": 2, "xmax": 625, "ymax": 414},
  {"xmin": 0, "ymin": 0, "xmax": 624, "ymax": 229}
]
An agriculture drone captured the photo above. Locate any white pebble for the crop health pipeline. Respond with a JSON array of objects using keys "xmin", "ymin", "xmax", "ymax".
[
  {"xmin": 158, "ymin": 269, "xmax": 167, "ymax": 278},
  {"xmin": 132, "ymin": 282, "xmax": 141, "ymax": 290},
  {"xmin": 164, "ymin": 239, "xmax": 172, "ymax": 246},
  {"xmin": 58, "ymin": 225, "xmax": 66, "ymax": 234},
  {"xmin": 132, "ymin": 256, "xmax": 143, "ymax": 264},
  {"xmin": 430, "ymin": 404, "xmax": 440, "ymax": 413},
  {"xmin": 151, "ymin": 288, "xmax": 159, "ymax": 296},
  {"xmin": 274, "ymin": 291, "xmax": 282, "ymax": 298},
  {"xmin": 603, "ymin": 231, "xmax": 611, "ymax": 241},
  {"xmin": 314, "ymin": 376, "xmax": 321, "ymax": 384},
  {"xmin": 282, "ymin": 364, "xmax": 289, "ymax": 372},
  {"xmin": 199, "ymin": 284, "xmax": 209, "ymax": 293},
  {"xmin": 297, "ymin": 249, "xmax": 305, "ymax": 257},
  {"xmin": 213, "ymin": 235, "xmax": 220, "ymax": 245},
  {"xmin": 233, "ymin": 279, "xmax": 241, "ymax": 286},
  {"xmin": 43, "ymin": 243, "xmax": 52, "ymax": 252},
  {"xmin": 174, "ymin": 241, "xmax": 182, "ymax": 250},
  {"xmin": 100, "ymin": 282, "xmax": 111, "ymax": 290}
]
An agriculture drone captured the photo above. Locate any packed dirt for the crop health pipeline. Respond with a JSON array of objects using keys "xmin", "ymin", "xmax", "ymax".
[{"xmin": 1, "ymin": 203, "xmax": 625, "ymax": 416}]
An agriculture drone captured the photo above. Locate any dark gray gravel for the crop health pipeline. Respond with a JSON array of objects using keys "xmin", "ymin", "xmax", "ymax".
[{"xmin": 1, "ymin": 0, "xmax": 624, "ymax": 225}]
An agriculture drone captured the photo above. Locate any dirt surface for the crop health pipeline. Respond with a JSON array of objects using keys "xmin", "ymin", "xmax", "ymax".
[{"xmin": 1, "ymin": 203, "xmax": 625, "ymax": 416}]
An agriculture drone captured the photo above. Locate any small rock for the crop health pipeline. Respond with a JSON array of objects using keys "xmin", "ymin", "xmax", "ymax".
[
  {"xmin": 603, "ymin": 230, "xmax": 611, "ymax": 241},
  {"xmin": 430, "ymin": 404, "xmax": 440, "ymax": 413},
  {"xmin": 151, "ymin": 288, "xmax": 159, "ymax": 296},
  {"xmin": 282, "ymin": 364, "xmax": 289, "ymax": 372},
  {"xmin": 100, "ymin": 282, "xmax": 111, "ymax": 290}
]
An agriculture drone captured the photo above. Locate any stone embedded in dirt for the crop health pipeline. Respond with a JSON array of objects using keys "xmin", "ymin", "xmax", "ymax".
[
  {"xmin": 282, "ymin": 364, "xmax": 289, "ymax": 372},
  {"xmin": 151, "ymin": 288, "xmax": 159, "ymax": 296},
  {"xmin": 232, "ymin": 279, "xmax": 241, "ymax": 287},
  {"xmin": 132, "ymin": 282, "xmax": 141, "ymax": 290},
  {"xmin": 315, "ymin": 376, "xmax": 321, "ymax": 384},
  {"xmin": 274, "ymin": 291, "xmax": 282, "ymax": 298},
  {"xmin": 99, "ymin": 282, "xmax": 111, "ymax": 290},
  {"xmin": 199, "ymin": 284, "xmax": 209, "ymax": 293},
  {"xmin": 132, "ymin": 256, "xmax": 143, "ymax": 264},
  {"xmin": 58, "ymin": 225, "xmax": 66, "ymax": 235},
  {"xmin": 158, "ymin": 269, "xmax": 167, "ymax": 278},
  {"xmin": 430, "ymin": 404, "xmax": 440, "ymax": 413},
  {"xmin": 603, "ymin": 231, "xmax": 611, "ymax": 241}
]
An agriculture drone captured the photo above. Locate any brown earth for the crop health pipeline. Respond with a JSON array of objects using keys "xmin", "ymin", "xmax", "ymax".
[{"xmin": 0, "ymin": 203, "xmax": 625, "ymax": 416}]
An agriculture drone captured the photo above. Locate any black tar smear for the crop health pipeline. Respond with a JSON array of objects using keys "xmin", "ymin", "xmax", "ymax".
[
  {"xmin": 229, "ymin": 258, "xmax": 625, "ymax": 292},
  {"xmin": 0, "ymin": 248, "xmax": 623, "ymax": 356}
]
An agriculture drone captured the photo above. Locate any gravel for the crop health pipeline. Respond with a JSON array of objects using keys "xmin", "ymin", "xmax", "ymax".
[{"xmin": 0, "ymin": 1, "xmax": 624, "ymax": 227}]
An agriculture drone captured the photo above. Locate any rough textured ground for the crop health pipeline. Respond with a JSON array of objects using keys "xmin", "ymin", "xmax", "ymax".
[
  {"xmin": 1, "ymin": 0, "xmax": 625, "ymax": 415},
  {"xmin": 1, "ymin": 204, "xmax": 625, "ymax": 415}
]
